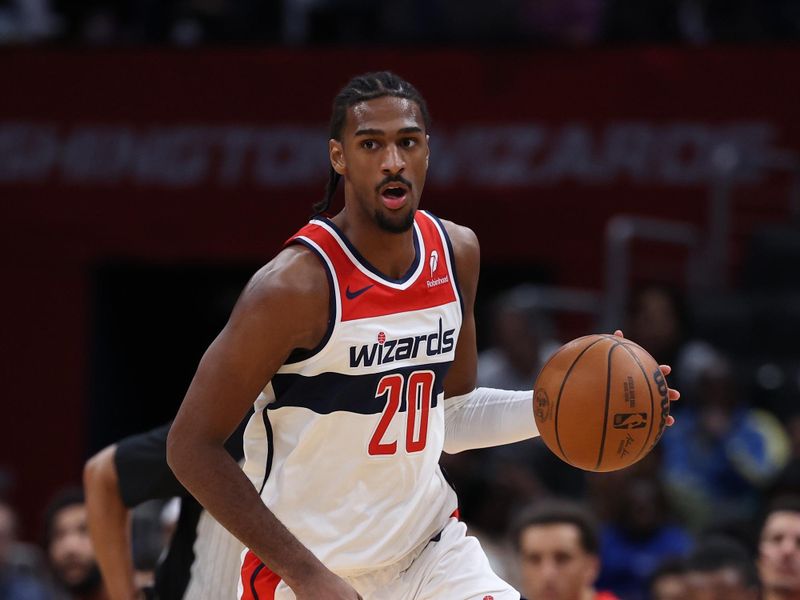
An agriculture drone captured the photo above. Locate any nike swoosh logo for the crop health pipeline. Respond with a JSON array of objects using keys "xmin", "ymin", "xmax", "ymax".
[{"xmin": 345, "ymin": 284, "xmax": 374, "ymax": 300}]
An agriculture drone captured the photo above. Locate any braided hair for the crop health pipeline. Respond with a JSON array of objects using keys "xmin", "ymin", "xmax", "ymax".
[{"xmin": 314, "ymin": 71, "xmax": 431, "ymax": 215}]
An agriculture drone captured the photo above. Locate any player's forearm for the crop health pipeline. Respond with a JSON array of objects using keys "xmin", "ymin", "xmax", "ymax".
[
  {"xmin": 443, "ymin": 387, "xmax": 539, "ymax": 454},
  {"xmin": 83, "ymin": 446, "xmax": 140, "ymax": 600},
  {"xmin": 165, "ymin": 429, "xmax": 327, "ymax": 590}
]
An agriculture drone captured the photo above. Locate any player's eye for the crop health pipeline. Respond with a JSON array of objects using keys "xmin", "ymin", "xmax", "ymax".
[
  {"xmin": 554, "ymin": 552, "xmax": 572, "ymax": 565},
  {"xmin": 400, "ymin": 138, "xmax": 417, "ymax": 148},
  {"xmin": 361, "ymin": 140, "xmax": 378, "ymax": 150}
]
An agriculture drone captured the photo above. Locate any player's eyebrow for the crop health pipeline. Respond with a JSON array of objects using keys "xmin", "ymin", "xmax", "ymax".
[
  {"xmin": 354, "ymin": 128, "xmax": 384, "ymax": 137},
  {"xmin": 353, "ymin": 126, "xmax": 423, "ymax": 137}
]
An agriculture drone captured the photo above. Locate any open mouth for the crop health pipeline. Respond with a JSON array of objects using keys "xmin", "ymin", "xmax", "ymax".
[
  {"xmin": 380, "ymin": 184, "xmax": 409, "ymax": 209},
  {"xmin": 383, "ymin": 187, "xmax": 405, "ymax": 198}
]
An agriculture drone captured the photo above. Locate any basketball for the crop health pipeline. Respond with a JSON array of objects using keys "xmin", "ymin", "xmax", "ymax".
[{"xmin": 533, "ymin": 334, "xmax": 670, "ymax": 472}]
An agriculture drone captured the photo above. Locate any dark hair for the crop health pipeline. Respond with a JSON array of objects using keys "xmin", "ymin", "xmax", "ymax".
[
  {"xmin": 627, "ymin": 283, "xmax": 692, "ymax": 336},
  {"xmin": 315, "ymin": 71, "xmax": 431, "ymax": 216},
  {"xmin": 759, "ymin": 494, "xmax": 800, "ymax": 537},
  {"xmin": 511, "ymin": 500, "xmax": 600, "ymax": 555},
  {"xmin": 43, "ymin": 487, "xmax": 85, "ymax": 549},
  {"xmin": 686, "ymin": 535, "xmax": 759, "ymax": 589},
  {"xmin": 648, "ymin": 556, "xmax": 687, "ymax": 594}
]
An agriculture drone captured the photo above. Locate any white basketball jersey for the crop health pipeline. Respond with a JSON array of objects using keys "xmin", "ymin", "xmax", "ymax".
[{"xmin": 240, "ymin": 210, "xmax": 461, "ymax": 580}]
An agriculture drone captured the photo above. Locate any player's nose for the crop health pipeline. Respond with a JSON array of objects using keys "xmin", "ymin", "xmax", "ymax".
[{"xmin": 381, "ymin": 144, "xmax": 405, "ymax": 174}]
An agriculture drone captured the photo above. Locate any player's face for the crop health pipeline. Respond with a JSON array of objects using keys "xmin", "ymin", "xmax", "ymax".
[
  {"xmin": 331, "ymin": 95, "xmax": 429, "ymax": 234},
  {"xmin": 759, "ymin": 511, "xmax": 800, "ymax": 594},
  {"xmin": 519, "ymin": 523, "xmax": 598, "ymax": 600},
  {"xmin": 48, "ymin": 504, "xmax": 98, "ymax": 589}
]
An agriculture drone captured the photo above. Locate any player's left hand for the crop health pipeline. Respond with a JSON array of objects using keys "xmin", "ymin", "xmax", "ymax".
[{"xmin": 614, "ymin": 329, "xmax": 679, "ymax": 426}]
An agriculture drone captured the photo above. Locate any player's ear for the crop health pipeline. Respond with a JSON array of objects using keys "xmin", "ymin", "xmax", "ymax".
[
  {"xmin": 425, "ymin": 134, "xmax": 430, "ymax": 169},
  {"xmin": 585, "ymin": 555, "xmax": 600, "ymax": 587},
  {"xmin": 330, "ymin": 139, "xmax": 346, "ymax": 175}
]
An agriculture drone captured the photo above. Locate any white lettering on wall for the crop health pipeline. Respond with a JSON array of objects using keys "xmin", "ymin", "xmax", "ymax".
[{"xmin": 0, "ymin": 121, "xmax": 785, "ymax": 189}]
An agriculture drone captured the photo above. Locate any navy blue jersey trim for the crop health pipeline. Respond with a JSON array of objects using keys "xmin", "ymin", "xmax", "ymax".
[
  {"xmin": 424, "ymin": 211, "xmax": 464, "ymax": 316},
  {"xmin": 258, "ymin": 410, "xmax": 274, "ymax": 496},
  {"xmin": 269, "ymin": 363, "xmax": 451, "ymax": 415},
  {"xmin": 283, "ymin": 239, "xmax": 336, "ymax": 364},
  {"xmin": 250, "ymin": 562, "xmax": 265, "ymax": 600},
  {"xmin": 312, "ymin": 216, "xmax": 422, "ymax": 285}
]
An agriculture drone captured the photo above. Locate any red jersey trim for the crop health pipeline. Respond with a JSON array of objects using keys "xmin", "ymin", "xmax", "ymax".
[{"xmin": 287, "ymin": 212, "xmax": 458, "ymax": 323}]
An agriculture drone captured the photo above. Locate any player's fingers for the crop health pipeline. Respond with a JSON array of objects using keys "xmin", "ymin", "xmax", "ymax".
[
  {"xmin": 659, "ymin": 364, "xmax": 672, "ymax": 376},
  {"xmin": 613, "ymin": 329, "xmax": 624, "ymax": 338},
  {"xmin": 668, "ymin": 389, "xmax": 680, "ymax": 401},
  {"xmin": 666, "ymin": 415, "xmax": 676, "ymax": 426}
]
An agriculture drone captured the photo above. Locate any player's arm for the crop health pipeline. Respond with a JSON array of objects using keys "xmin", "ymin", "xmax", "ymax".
[
  {"xmin": 84, "ymin": 423, "xmax": 198, "ymax": 600},
  {"xmin": 166, "ymin": 247, "xmax": 360, "ymax": 600},
  {"xmin": 84, "ymin": 444, "xmax": 141, "ymax": 600},
  {"xmin": 440, "ymin": 220, "xmax": 540, "ymax": 454}
]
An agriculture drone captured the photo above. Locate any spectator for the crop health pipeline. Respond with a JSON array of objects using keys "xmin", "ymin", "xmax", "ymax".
[
  {"xmin": 0, "ymin": 501, "xmax": 49, "ymax": 600},
  {"xmin": 684, "ymin": 536, "xmax": 759, "ymax": 600},
  {"xmin": 478, "ymin": 285, "xmax": 559, "ymax": 391},
  {"xmin": 624, "ymin": 284, "xmax": 715, "ymax": 398},
  {"xmin": 758, "ymin": 495, "xmax": 800, "ymax": 600},
  {"xmin": 511, "ymin": 500, "xmax": 620, "ymax": 600},
  {"xmin": 604, "ymin": 0, "xmax": 762, "ymax": 44},
  {"xmin": 44, "ymin": 488, "xmax": 107, "ymax": 600},
  {"xmin": 595, "ymin": 476, "xmax": 692, "ymax": 600},
  {"xmin": 648, "ymin": 557, "xmax": 689, "ymax": 600},
  {"xmin": 518, "ymin": 0, "xmax": 607, "ymax": 46},
  {"xmin": 661, "ymin": 350, "xmax": 790, "ymax": 530}
]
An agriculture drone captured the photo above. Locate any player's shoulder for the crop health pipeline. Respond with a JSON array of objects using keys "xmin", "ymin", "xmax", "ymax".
[
  {"xmin": 239, "ymin": 244, "xmax": 328, "ymax": 312},
  {"xmin": 438, "ymin": 218, "xmax": 480, "ymax": 267}
]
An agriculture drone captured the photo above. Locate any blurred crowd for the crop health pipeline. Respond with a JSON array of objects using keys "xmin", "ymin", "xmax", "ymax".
[{"xmin": 1, "ymin": 0, "xmax": 800, "ymax": 46}]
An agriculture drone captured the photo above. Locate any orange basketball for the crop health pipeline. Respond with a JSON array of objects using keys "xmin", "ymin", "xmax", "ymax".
[{"xmin": 533, "ymin": 334, "xmax": 670, "ymax": 472}]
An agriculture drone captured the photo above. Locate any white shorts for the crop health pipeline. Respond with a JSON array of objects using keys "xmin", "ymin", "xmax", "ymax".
[{"xmin": 242, "ymin": 518, "xmax": 520, "ymax": 600}]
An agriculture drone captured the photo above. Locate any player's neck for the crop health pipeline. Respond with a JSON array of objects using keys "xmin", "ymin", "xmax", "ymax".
[
  {"xmin": 583, "ymin": 588, "xmax": 602, "ymax": 600},
  {"xmin": 331, "ymin": 209, "xmax": 416, "ymax": 280}
]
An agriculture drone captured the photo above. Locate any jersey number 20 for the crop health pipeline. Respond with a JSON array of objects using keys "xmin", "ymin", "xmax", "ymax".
[{"xmin": 369, "ymin": 371, "xmax": 435, "ymax": 456}]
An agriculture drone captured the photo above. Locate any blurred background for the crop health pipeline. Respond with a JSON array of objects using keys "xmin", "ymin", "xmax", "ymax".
[{"xmin": 2, "ymin": 0, "xmax": 800, "ymax": 598}]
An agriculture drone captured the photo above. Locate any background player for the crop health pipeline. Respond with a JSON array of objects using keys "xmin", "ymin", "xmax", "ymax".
[
  {"xmin": 166, "ymin": 71, "xmax": 678, "ymax": 599},
  {"xmin": 84, "ymin": 421, "xmax": 247, "ymax": 600}
]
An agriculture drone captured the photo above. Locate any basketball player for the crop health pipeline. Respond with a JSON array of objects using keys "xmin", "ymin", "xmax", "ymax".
[
  {"xmin": 84, "ymin": 421, "xmax": 246, "ymax": 600},
  {"xmin": 759, "ymin": 496, "xmax": 800, "ymax": 600},
  {"xmin": 166, "ymin": 71, "xmax": 679, "ymax": 599}
]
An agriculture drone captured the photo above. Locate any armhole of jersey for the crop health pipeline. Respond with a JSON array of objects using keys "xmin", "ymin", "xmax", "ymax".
[
  {"xmin": 257, "ymin": 405, "xmax": 274, "ymax": 496},
  {"xmin": 282, "ymin": 238, "xmax": 338, "ymax": 364},
  {"xmin": 424, "ymin": 211, "xmax": 465, "ymax": 317}
]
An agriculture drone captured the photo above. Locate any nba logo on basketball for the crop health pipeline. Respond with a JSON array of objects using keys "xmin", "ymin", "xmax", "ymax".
[
  {"xmin": 429, "ymin": 250, "xmax": 439, "ymax": 276},
  {"xmin": 483, "ymin": 596, "xmax": 494, "ymax": 600}
]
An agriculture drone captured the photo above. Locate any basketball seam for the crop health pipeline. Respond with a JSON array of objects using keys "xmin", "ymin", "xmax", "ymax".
[
  {"xmin": 617, "ymin": 342, "xmax": 656, "ymax": 461},
  {"xmin": 594, "ymin": 343, "xmax": 619, "ymax": 471},
  {"xmin": 553, "ymin": 336, "xmax": 608, "ymax": 465}
]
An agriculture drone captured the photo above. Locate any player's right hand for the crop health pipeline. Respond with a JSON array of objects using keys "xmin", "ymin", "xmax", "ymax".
[{"xmin": 292, "ymin": 570, "xmax": 363, "ymax": 600}]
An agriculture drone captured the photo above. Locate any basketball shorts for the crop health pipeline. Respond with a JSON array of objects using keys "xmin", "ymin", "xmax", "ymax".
[{"xmin": 239, "ymin": 517, "xmax": 520, "ymax": 599}]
